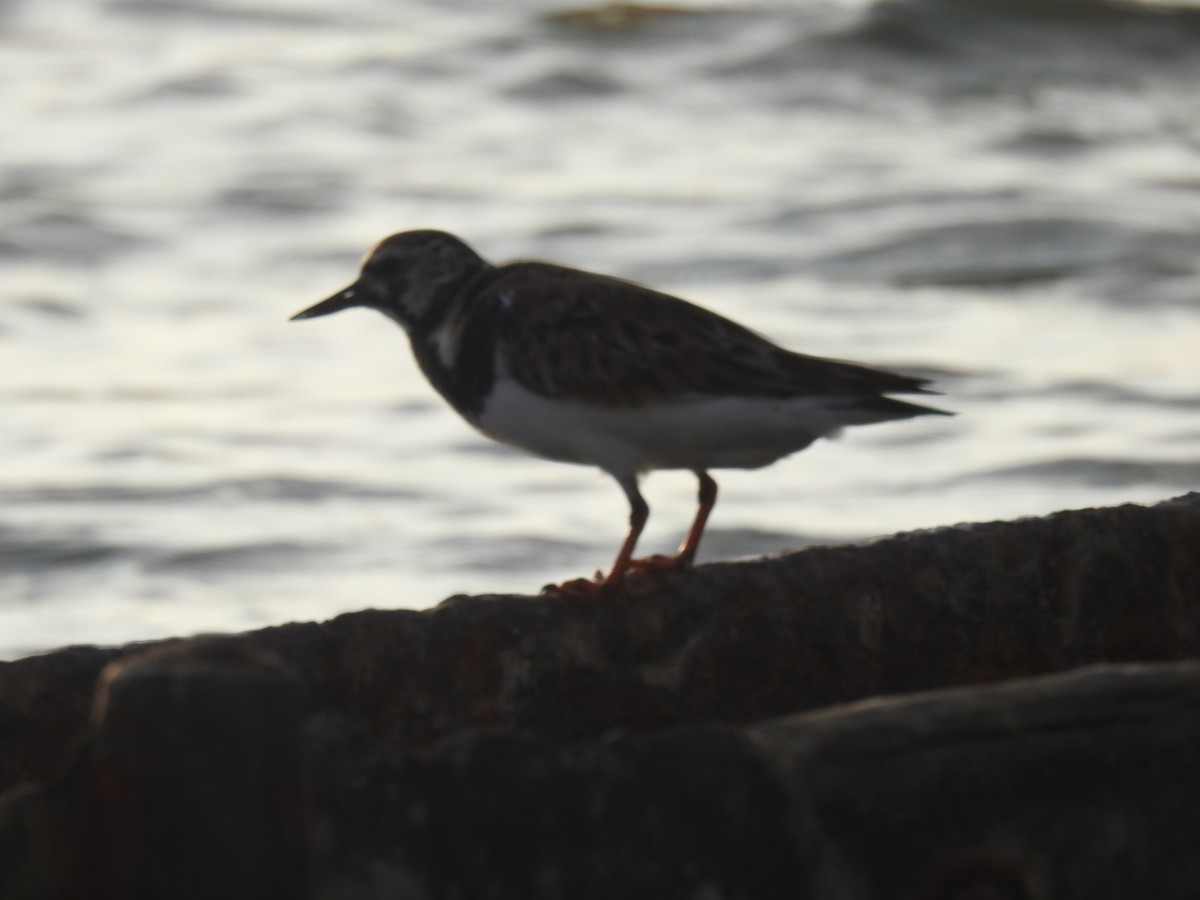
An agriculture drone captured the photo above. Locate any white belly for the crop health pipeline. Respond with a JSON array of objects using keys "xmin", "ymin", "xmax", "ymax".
[{"xmin": 474, "ymin": 378, "xmax": 843, "ymax": 478}]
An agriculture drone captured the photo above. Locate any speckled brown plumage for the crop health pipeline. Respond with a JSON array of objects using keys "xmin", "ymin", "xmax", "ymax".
[{"xmin": 490, "ymin": 262, "xmax": 935, "ymax": 409}]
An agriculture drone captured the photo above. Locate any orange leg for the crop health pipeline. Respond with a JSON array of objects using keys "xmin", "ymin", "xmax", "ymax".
[
  {"xmin": 545, "ymin": 474, "xmax": 649, "ymax": 602},
  {"xmin": 676, "ymin": 470, "xmax": 717, "ymax": 567},
  {"xmin": 629, "ymin": 470, "xmax": 718, "ymax": 574}
]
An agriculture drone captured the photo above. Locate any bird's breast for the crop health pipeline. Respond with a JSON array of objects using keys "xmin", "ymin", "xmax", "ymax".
[{"xmin": 410, "ymin": 306, "xmax": 503, "ymax": 420}]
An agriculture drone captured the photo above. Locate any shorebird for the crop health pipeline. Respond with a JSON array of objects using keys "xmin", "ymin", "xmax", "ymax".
[{"xmin": 291, "ymin": 230, "xmax": 949, "ymax": 599}]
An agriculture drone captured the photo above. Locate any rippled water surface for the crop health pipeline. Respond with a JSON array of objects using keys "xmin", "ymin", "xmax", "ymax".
[{"xmin": 4, "ymin": 0, "xmax": 1200, "ymax": 658}]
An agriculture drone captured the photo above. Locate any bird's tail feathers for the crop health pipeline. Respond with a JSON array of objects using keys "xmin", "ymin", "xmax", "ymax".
[{"xmin": 835, "ymin": 394, "xmax": 953, "ymax": 425}]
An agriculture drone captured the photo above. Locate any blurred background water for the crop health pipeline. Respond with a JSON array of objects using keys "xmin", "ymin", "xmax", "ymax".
[{"xmin": 3, "ymin": 0, "xmax": 1199, "ymax": 659}]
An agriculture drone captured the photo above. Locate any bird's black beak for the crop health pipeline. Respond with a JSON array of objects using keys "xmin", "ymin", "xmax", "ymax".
[{"xmin": 289, "ymin": 282, "xmax": 363, "ymax": 321}]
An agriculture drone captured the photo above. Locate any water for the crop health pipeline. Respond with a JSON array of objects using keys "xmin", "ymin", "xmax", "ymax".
[{"xmin": 3, "ymin": 0, "xmax": 1199, "ymax": 659}]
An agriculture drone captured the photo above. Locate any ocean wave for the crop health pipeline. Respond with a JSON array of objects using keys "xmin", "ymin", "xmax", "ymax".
[
  {"xmin": 855, "ymin": 0, "xmax": 1200, "ymax": 57},
  {"xmin": 0, "ymin": 526, "xmax": 131, "ymax": 573},
  {"xmin": 0, "ymin": 525, "xmax": 322, "ymax": 580},
  {"xmin": 215, "ymin": 171, "xmax": 350, "ymax": 218},
  {"xmin": 142, "ymin": 541, "xmax": 314, "ymax": 574},
  {"xmin": 0, "ymin": 477, "xmax": 421, "ymax": 506},
  {"xmin": 1031, "ymin": 381, "xmax": 1200, "ymax": 409},
  {"xmin": 724, "ymin": 0, "xmax": 1200, "ymax": 80},
  {"xmin": 504, "ymin": 68, "xmax": 625, "ymax": 102},
  {"xmin": 422, "ymin": 534, "xmax": 594, "ymax": 573},
  {"xmin": 811, "ymin": 217, "xmax": 1200, "ymax": 289},
  {"xmin": 105, "ymin": 0, "xmax": 332, "ymax": 27},
  {"xmin": 539, "ymin": 2, "xmax": 742, "ymax": 38},
  {"xmin": 970, "ymin": 456, "xmax": 1200, "ymax": 487},
  {"xmin": 697, "ymin": 526, "xmax": 828, "ymax": 561},
  {"xmin": 0, "ymin": 211, "xmax": 148, "ymax": 266},
  {"xmin": 882, "ymin": 0, "xmax": 1200, "ymax": 24}
]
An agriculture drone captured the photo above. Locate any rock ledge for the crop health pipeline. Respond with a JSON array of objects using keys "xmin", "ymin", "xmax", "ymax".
[{"xmin": 1, "ymin": 493, "xmax": 1198, "ymax": 898}]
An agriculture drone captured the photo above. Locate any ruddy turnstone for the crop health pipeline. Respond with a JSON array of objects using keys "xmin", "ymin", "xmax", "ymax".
[{"xmin": 291, "ymin": 230, "xmax": 950, "ymax": 599}]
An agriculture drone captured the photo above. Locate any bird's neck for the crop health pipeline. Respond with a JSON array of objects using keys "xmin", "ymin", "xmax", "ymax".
[
  {"xmin": 404, "ymin": 263, "xmax": 492, "ymax": 334},
  {"xmin": 407, "ymin": 268, "xmax": 506, "ymax": 421}
]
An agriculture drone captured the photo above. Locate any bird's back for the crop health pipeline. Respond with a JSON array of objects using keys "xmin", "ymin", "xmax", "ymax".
[{"xmin": 481, "ymin": 261, "xmax": 946, "ymax": 420}]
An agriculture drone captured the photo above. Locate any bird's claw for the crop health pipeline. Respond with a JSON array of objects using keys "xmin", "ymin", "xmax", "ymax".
[
  {"xmin": 542, "ymin": 574, "xmax": 617, "ymax": 605},
  {"xmin": 628, "ymin": 554, "xmax": 693, "ymax": 575},
  {"xmin": 543, "ymin": 550, "xmax": 702, "ymax": 603}
]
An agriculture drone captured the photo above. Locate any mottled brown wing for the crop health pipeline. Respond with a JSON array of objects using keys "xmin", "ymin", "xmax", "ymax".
[{"xmin": 490, "ymin": 262, "xmax": 935, "ymax": 408}]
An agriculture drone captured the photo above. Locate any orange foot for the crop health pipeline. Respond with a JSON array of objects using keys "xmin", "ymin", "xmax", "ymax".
[
  {"xmin": 628, "ymin": 554, "xmax": 694, "ymax": 575},
  {"xmin": 542, "ymin": 571, "xmax": 618, "ymax": 605}
]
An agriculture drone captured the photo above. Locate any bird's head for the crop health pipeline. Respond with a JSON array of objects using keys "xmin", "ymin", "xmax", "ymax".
[{"xmin": 290, "ymin": 230, "xmax": 488, "ymax": 330}]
